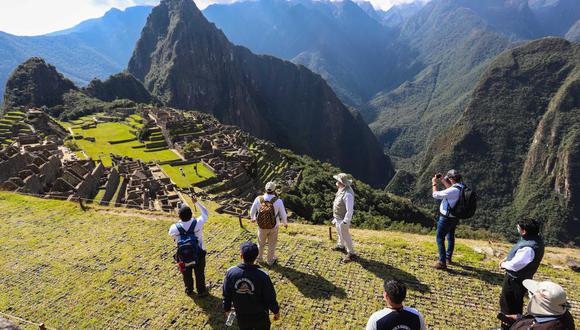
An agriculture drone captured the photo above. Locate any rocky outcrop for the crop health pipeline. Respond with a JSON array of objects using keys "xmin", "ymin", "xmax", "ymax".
[
  {"xmin": 2, "ymin": 57, "xmax": 77, "ymax": 112},
  {"xmin": 84, "ymin": 72, "xmax": 156, "ymax": 104},
  {"xmin": 394, "ymin": 38, "xmax": 579, "ymax": 245},
  {"xmin": 128, "ymin": 0, "xmax": 393, "ymax": 187}
]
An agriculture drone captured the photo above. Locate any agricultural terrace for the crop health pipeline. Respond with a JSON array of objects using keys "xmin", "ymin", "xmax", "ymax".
[
  {"xmin": 60, "ymin": 114, "xmax": 214, "ymax": 187},
  {"xmin": 0, "ymin": 192, "xmax": 578, "ymax": 329}
]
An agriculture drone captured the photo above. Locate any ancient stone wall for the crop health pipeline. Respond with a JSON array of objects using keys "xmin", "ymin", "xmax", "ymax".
[{"xmin": 100, "ymin": 167, "xmax": 120, "ymax": 205}]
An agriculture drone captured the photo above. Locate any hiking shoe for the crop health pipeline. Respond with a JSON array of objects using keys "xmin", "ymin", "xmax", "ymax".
[
  {"xmin": 268, "ymin": 257, "xmax": 278, "ymax": 267},
  {"xmin": 446, "ymin": 258, "xmax": 455, "ymax": 266},
  {"xmin": 332, "ymin": 246, "xmax": 347, "ymax": 253},
  {"xmin": 185, "ymin": 288, "xmax": 194, "ymax": 296},
  {"xmin": 197, "ymin": 285, "xmax": 211, "ymax": 297},
  {"xmin": 433, "ymin": 261, "xmax": 447, "ymax": 270},
  {"xmin": 342, "ymin": 254, "xmax": 357, "ymax": 263}
]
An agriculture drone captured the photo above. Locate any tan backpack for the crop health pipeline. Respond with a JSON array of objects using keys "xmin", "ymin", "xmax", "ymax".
[{"xmin": 257, "ymin": 196, "xmax": 278, "ymax": 229}]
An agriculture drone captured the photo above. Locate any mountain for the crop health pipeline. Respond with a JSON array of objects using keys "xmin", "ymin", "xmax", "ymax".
[
  {"xmin": 203, "ymin": 0, "xmax": 420, "ymax": 107},
  {"xmin": 390, "ymin": 38, "xmax": 580, "ymax": 245},
  {"xmin": 0, "ymin": 6, "xmax": 153, "ymax": 105},
  {"xmin": 2, "ymin": 57, "xmax": 77, "ymax": 111},
  {"xmin": 128, "ymin": 0, "xmax": 394, "ymax": 187},
  {"xmin": 364, "ymin": 0, "xmax": 579, "ymax": 170},
  {"xmin": 84, "ymin": 71, "xmax": 156, "ymax": 104}
]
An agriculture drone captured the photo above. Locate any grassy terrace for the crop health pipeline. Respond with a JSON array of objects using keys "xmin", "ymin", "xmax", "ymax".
[
  {"xmin": 160, "ymin": 163, "xmax": 215, "ymax": 188},
  {"xmin": 0, "ymin": 192, "xmax": 578, "ymax": 329}
]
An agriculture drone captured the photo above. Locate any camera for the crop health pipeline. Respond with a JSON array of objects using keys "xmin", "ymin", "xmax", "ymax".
[{"xmin": 435, "ymin": 173, "xmax": 442, "ymax": 179}]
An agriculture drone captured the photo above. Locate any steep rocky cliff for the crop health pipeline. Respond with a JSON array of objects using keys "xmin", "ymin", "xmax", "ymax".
[
  {"xmin": 128, "ymin": 0, "xmax": 393, "ymax": 187},
  {"xmin": 395, "ymin": 38, "xmax": 579, "ymax": 244},
  {"xmin": 2, "ymin": 57, "xmax": 77, "ymax": 112}
]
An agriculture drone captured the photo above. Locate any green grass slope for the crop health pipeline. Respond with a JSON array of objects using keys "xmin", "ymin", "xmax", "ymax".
[{"xmin": 1, "ymin": 192, "xmax": 578, "ymax": 329}]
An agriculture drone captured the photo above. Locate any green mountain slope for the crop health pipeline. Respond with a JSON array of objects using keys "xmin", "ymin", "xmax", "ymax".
[{"xmin": 393, "ymin": 38, "xmax": 580, "ymax": 245}]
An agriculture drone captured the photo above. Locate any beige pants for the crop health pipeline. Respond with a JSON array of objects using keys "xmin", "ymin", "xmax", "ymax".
[
  {"xmin": 257, "ymin": 227, "xmax": 279, "ymax": 264},
  {"xmin": 335, "ymin": 220, "xmax": 355, "ymax": 255}
]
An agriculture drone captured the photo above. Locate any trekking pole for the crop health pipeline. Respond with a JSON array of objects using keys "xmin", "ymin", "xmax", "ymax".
[{"xmin": 238, "ymin": 216, "xmax": 243, "ymax": 229}]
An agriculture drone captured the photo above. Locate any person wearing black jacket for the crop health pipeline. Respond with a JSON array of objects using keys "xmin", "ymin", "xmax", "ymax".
[{"xmin": 223, "ymin": 242, "xmax": 280, "ymax": 329}]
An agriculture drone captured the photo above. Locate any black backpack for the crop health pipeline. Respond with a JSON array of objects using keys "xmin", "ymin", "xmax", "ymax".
[
  {"xmin": 450, "ymin": 185, "xmax": 477, "ymax": 219},
  {"xmin": 175, "ymin": 221, "xmax": 200, "ymax": 266}
]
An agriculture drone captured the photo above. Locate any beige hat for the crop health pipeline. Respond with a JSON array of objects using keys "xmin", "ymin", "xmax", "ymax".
[
  {"xmin": 333, "ymin": 173, "xmax": 352, "ymax": 187},
  {"xmin": 265, "ymin": 181, "xmax": 277, "ymax": 193},
  {"xmin": 523, "ymin": 280, "xmax": 569, "ymax": 316}
]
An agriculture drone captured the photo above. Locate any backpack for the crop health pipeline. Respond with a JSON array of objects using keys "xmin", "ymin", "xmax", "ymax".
[
  {"xmin": 257, "ymin": 196, "xmax": 278, "ymax": 229},
  {"xmin": 175, "ymin": 221, "xmax": 200, "ymax": 266},
  {"xmin": 450, "ymin": 184, "xmax": 477, "ymax": 219}
]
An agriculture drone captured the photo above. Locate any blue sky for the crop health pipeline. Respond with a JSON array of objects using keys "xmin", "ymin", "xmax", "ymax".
[{"xmin": 0, "ymin": 0, "xmax": 426, "ymax": 36}]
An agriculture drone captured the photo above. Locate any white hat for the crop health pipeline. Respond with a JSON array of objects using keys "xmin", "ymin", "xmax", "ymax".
[
  {"xmin": 265, "ymin": 182, "xmax": 277, "ymax": 193},
  {"xmin": 523, "ymin": 280, "xmax": 569, "ymax": 316},
  {"xmin": 333, "ymin": 173, "xmax": 352, "ymax": 187}
]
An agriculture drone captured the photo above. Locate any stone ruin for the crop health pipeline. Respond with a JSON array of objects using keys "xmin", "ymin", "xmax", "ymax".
[
  {"xmin": 144, "ymin": 107, "xmax": 301, "ymax": 218},
  {"xmin": 109, "ymin": 154, "xmax": 184, "ymax": 211}
]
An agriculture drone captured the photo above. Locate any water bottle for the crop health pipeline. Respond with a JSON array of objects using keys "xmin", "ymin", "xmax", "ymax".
[{"xmin": 225, "ymin": 310, "xmax": 236, "ymax": 327}]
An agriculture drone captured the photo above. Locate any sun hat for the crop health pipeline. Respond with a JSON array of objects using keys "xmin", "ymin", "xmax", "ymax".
[
  {"xmin": 333, "ymin": 173, "xmax": 353, "ymax": 187},
  {"xmin": 265, "ymin": 182, "xmax": 277, "ymax": 193},
  {"xmin": 523, "ymin": 280, "xmax": 569, "ymax": 316}
]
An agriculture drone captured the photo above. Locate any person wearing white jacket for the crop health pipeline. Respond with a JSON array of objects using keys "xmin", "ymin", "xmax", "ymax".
[
  {"xmin": 250, "ymin": 182, "xmax": 288, "ymax": 266},
  {"xmin": 331, "ymin": 173, "xmax": 357, "ymax": 263}
]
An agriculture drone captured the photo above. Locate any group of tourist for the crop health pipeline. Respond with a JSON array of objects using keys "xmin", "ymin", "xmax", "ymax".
[{"xmin": 167, "ymin": 170, "xmax": 575, "ymax": 329}]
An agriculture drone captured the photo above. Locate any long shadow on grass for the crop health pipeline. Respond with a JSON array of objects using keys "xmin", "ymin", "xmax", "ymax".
[
  {"xmin": 355, "ymin": 256, "xmax": 430, "ymax": 293},
  {"xmin": 446, "ymin": 263, "xmax": 503, "ymax": 286},
  {"xmin": 190, "ymin": 292, "xmax": 226, "ymax": 329},
  {"xmin": 274, "ymin": 264, "xmax": 347, "ymax": 299}
]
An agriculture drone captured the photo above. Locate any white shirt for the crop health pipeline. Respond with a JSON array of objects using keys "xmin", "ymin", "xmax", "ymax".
[
  {"xmin": 501, "ymin": 247, "xmax": 535, "ymax": 272},
  {"xmin": 366, "ymin": 307, "xmax": 427, "ymax": 330},
  {"xmin": 432, "ymin": 184, "xmax": 463, "ymax": 217},
  {"xmin": 249, "ymin": 193, "xmax": 288, "ymax": 228},
  {"xmin": 168, "ymin": 202, "xmax": 209, "ymax": 250}
]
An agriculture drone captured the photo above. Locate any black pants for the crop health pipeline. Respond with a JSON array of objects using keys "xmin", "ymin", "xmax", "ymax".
[
  {"xmin": 237, "ymin": 312, "xmax": 270, "ymax": 330},
  {"xmin": 499, "ymin": 274, "xmax": 526, "ymax": 329},
  {"xmin": 182, "ymin": 250, "xmax": 207, "ymax": 293}
]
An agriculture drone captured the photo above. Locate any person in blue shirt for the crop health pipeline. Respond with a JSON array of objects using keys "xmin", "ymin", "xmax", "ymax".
[
  {"xmin": 431, "ymin": 169, "xmax": 465, "ymax": 270},
  {"xmin": 223, "ymin": 242, "xmax": 280, "ymax": 329}
]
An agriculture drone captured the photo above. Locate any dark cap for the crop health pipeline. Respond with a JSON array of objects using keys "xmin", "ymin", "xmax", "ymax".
[
  {"xmin": 240, "ymin": 242, "xmax": 259, "ymax": 263},
  {"xmin": 179, "ymin": 205, "xmax": 192, "ymax": 221}
]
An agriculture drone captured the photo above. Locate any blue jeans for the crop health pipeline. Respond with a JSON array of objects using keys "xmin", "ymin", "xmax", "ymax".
[{"xmin": 436, "ymin": 215, "xmax": 457, "ymax": 263}]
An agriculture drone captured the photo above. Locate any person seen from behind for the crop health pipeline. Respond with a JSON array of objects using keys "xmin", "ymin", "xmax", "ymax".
[
  {"xmin": 168, "ymin": 195, "xmax": 210, "ymax": 297},
  {"xmin": 249, "ymin": 182, "xmax": 288, "ymax": 266},
  {"xmin": 223, "ymin": 242, "xmax": 280, "ymax": 330},
  {"xmin": 504, "ymin": 280, "xmax": 575, "ymax": 330},
  {"xmin": 366, "ymin": 279, "xmax": 427, "ymax": 330}
]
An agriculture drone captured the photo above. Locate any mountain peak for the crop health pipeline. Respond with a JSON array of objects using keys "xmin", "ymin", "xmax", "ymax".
[{"xmin": 128, "ymin": 0, "xmax": 394, "ymax": 186}]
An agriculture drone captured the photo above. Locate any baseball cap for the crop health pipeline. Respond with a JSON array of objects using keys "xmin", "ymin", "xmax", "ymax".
[
  {"xmin": 179, "ymin": 205, "xmax": 192, "ymax": 221},
  {"xmin": 240, "ymin": 242, "xmax": 259, "ymax": 262},
  {"xmin": 265, "ymin": 182, "xmax": 277, "ymax": 193},
  {"xmin": 523, "ymin": 280, "xmax": 569, "ymax": 316}
]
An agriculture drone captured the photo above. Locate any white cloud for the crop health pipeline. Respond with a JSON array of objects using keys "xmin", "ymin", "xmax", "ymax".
[{"xmin": 0, "ymin": 0, "xmax": 427, "ymax": 36}]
